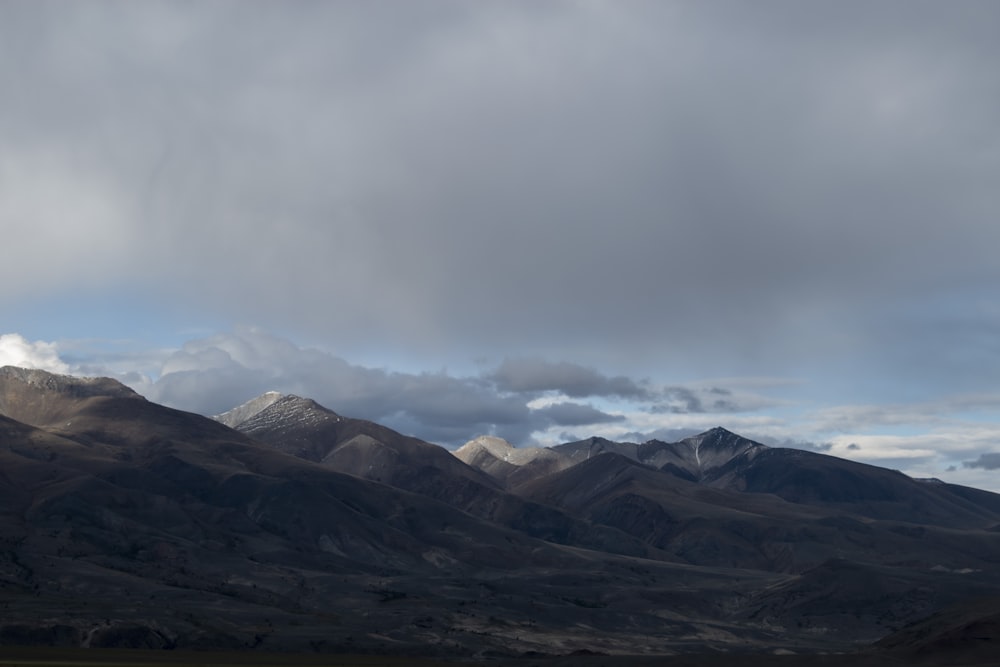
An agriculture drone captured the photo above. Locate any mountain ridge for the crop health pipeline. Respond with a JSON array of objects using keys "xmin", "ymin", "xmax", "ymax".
[
  {"xmin": 3, "ymin": 368, "xmax": 1000, "ymax": 661},
  {"xmin": 215, "ymin": 391, "xmax": 665, "ymax": 561}
]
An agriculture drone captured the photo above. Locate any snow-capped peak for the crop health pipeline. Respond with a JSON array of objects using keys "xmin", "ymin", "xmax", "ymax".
[{"xmin": 212, "ymin": 391, "xmax": 284, "ymax": 429}]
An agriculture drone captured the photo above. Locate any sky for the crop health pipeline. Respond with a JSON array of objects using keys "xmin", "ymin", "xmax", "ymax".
[{"xmin": 2, "ymin": 0, "xmax": 1000, "ymax": 491}]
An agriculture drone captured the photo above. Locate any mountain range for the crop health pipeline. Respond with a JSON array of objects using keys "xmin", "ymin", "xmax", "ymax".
[{"xmin": 1, "ymin": 365, "xmax": 999, "ymax": 664}]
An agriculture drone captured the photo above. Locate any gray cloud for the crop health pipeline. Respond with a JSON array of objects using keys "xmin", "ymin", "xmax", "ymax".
[
  {"xmin": 5, "ymin": 0, "xmax": 1000, "ymax": 391},
  {"xmin": 649, "ymin": 387, "xmax": 750, "ymax": 414},
  {"xmin": 658, "ymin": 388, "xmax": 705, "ymax": 414},
  {"xmin": 489, "ymin": 358, "xmax": 650, "ymax": 399},
  {"xmin": 963, "ymin": 453, "xmax": 1000, "ymax": 471},
  {"xmin": 144, "ymin": 329, "xmax": 660, "ymax": 446},
  {"xmin": 532, "ymin": 402, "xmax": 625, "ymax": 427},
  {"xmin": 139, "ymin": 330, "xmax": 721, "ymax": 447}
]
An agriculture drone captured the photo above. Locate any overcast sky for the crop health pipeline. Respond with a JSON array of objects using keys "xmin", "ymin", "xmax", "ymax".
[{"xmin": 3, "ymin": 1, "xmax": 1000, "ymax": 491}]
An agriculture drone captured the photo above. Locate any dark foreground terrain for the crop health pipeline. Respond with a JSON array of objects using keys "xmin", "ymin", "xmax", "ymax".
[
  {"xmin": 0, "ymin": 646, "xmax": 448, "ymax": 666},
  {"xmin": 0, "ymin": 645, "xmax": 997, "ymax": 667},
  {"xmin": 1, "ymin": 367, "xmax": 998, "ymax": 662}
]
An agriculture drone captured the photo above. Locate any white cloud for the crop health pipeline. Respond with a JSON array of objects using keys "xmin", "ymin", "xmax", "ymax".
[{"xmin": 0, "ymin": 333, "xmax": 69, "ymax": 374}]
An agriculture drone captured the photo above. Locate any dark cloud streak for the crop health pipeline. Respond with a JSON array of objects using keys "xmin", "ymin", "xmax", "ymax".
[
  {"xmin": 489, "ymin": 358, "xmax": 650, "ymax": 399},
  {"xmin": 963, "ymin": 453, "xmax": 1000, "ymax": 471},
  {"xmin": 532, "ymin": 402, "xmax": 625, "ymax": 427}
]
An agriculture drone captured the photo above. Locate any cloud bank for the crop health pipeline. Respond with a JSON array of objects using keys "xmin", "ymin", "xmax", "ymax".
[
  {"xmin": 964, "ymin": 454, "xmax": 1000, "ymax": 471},
  {"xmin": 139, "ymin": 329, "xmax": 657, "ymax": 446}
]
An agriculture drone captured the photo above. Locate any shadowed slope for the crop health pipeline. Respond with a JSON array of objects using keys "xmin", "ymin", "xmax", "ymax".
[
  {"xmin": 454, "ymin": 435, "xmax": 572, "ymax": 488},
  {"xmin": 640, "ymin": 427, "xmax": 767, "ymax": 481},
  {"xmin": 709, "ymin": 446, "xmax": 1000, "ymax": 527},
  {"xmin": 0, "ymin": 369, "xmax": 588, "ymax": 572},
  {"xmin": 510, "ymin": 448, "xmax": 1000, "ymax": 647},
  {"xmin": 875, "ymin": 594, "xmax": 1000, "ymax": 664},
  {"xmin": 216, "ymin": 394, "xmax": 499, "ymax": 489},
  {"xmin": 552, "ymin": 436, "xmax": 639, "ymax": 465},
  {"xmin": 218, "ymin": 393, "xmax": 664, "ymax": 560},
  {"xmin": 516, "ymin": 449, "xmax": 1000, "ymax": 577}
]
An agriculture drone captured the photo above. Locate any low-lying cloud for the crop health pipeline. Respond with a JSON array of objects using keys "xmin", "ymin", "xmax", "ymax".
[
  {"xmin": 138, "ymin": 329, "xmax": 640, "ymax": 446},
  {"xmin": 135, "ymin": 329, "xmax": 782, "ymax": 446}
]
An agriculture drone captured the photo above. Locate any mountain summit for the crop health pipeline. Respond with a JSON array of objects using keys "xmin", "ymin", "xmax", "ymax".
[
  {"xmin": 639, "ymin": 426, "xmax": 767, "ymax": 482},
  {"xmin": 0, "ymin": 365, "xmax": 143, "ymax": 428},
  {"xmin": 212, "ymin": 390, "xmax": 284, "ymax": 428},
  {"xmin": 212, "ymin": 393, "xmax": 343, "ymax": 458}
]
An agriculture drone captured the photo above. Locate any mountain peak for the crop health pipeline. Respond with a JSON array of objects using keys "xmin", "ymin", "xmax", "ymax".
[
  {"xmin": 683, "ymin": 427, "xmax": 767, "ymax": 451},
  {"xmin": 456, "ymin": 435, "xmax": 567, "ymax": 466},
  {"xmin": 0, "ymin": 365, "xmax": 143, "ymax": 428},
  {"xmin": 454, "ymin": 436, "xmax": 573, "ymax": 487},
  {"xmin": 213, "ymin": 391, "xmax": 284, "ymax": 428},
  {"xmin": 457, "ymin": 435, "xmax": 515, "ymax": 459},
  {"xmin": 0, "ymin": 365, "xmax": 139, "ymax": 399},
  {"xmin": 214, "ymin": 392, "xmax": 340, "ymax": 433},
  {"xmin": 636, "ymin": 427, "xmax": 766, "ymax": 482}
]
